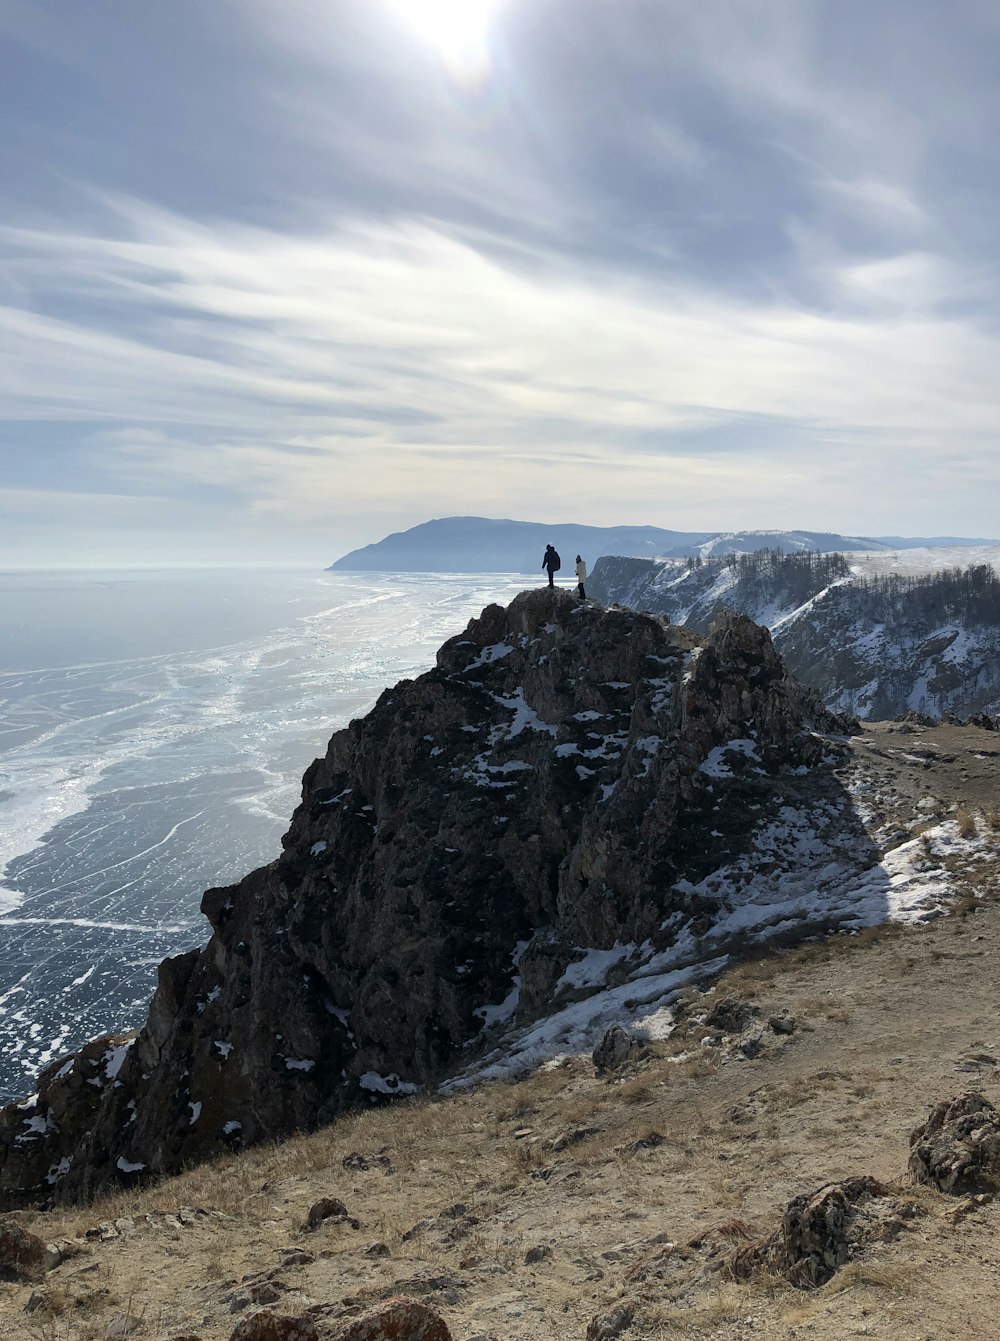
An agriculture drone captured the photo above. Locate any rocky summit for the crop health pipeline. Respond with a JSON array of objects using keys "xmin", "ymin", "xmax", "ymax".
[{"xmin": 0, "ymin": 589, "xmax": 851, "ymax": 1209}]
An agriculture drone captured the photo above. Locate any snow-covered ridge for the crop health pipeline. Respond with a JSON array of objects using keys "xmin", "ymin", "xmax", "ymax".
[{"xmin": 590, "ymin": 548, "xmax": 1000, "ymax": 720}]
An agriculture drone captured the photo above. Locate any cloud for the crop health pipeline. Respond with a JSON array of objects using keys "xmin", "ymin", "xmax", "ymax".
[
  {"xmin": 3, "ymin": 192, "xmax": 1000, "ymax": 539},
  {"xmin": 4, "ymin": 0, "xmax": 1000, "ymax": 561}
]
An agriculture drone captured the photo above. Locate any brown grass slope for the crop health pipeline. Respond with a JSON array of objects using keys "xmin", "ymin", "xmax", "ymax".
[{"xmin": 4, "ymin": 723, "xmax": 1000, "ymax": 1340}]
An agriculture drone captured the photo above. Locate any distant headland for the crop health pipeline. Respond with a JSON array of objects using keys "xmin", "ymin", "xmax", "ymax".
[{"xmin": 328, "ymin": 516, "xmax": 998, "ymax": 574}]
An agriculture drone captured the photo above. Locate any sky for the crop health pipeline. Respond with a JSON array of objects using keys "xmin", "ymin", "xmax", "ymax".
[{"xmin": 3, "ymin": 0, "xmax": 1000, "ymax": 567}]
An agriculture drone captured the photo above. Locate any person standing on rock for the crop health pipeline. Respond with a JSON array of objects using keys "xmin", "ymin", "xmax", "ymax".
[
  {"xmin": 575, "ymin": 555, "xmax": 587, "ymax": 600},
  {"xmin": 542, "ymin": 544, "xmax": 561, "ymax": 588}
]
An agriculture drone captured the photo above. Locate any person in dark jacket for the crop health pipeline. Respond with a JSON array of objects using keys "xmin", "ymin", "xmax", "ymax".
[{"xmin": 542, "ymin": 544, "xmax": 561, "ymax": 588}]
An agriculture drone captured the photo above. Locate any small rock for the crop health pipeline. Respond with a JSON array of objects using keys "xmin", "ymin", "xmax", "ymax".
[
  {"xmin": 281, "ymin": 1250, "xmax": 315, "ymax": 1267},
  {"xmin": 705, "ymin": 996, "xmax": 759, "ymax": 1033},
  {"xmin": 23, "ymin": 1288, "xmax": 46, "ymax": 1313},
  {"xmin": 768, "ymin": 1014, "xmax": 796, "ymax": 1035},
  {"xmin": 230, "ymin": 1311, "xmax": 320, "ymax": 1341},
  {"xmin": 631, "ymin": 1130, "xmax": 664, "ymax": 1152},
  {"xmin": 103, "ymin": 1315, "xmax": 140, "ymax": 1338},
  {"xmin": 333, "ymin": 1296, "xmax": 452, "ymax": 1340},
  {"xmin": 0, "ymin": 1220, "xmax": 48, "ymax": 1282},
  {"xmin": 592, "ymin": 1025, "xmax": 641, "ymax": 1073},
  {"xmin": 44, "ymin": 1238, "xmax": 82, "ymax": 1271},
  {"xmin": 524, "ymin": 1244, "xmax": 552, "ymax": 1265},
  {"xmin": 586, "ymin": 1299, "xmax": 636, "ymax": 1341},
  {"xmin": 251, "ymin": 1282, "xmax": 286, "ymax": 1304},
  {"xmin": 365, "ymin": 1241, "xmax": 391, "ymax": 1257},
  {"xmin": 306, "ymin": 1197, "xmax": 358, "ymax": 1231}
]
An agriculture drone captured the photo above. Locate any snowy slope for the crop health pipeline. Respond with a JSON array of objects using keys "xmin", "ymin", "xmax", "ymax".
[{"xmin": 591, "ymin": 549, "xmax": 1000, "ymax": 719}]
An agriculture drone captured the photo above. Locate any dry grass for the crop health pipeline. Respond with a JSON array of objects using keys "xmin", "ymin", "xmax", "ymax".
[
  {"xmin": 950, "ymin": 887, "xmax": 980, "ymax": 920},
  {"xmin": 9, "ymin": 847, "xmax": 1000, "ymax": 1341},
  {"xmin": 821, "ymin": 1259, "xmax": 916, "ymax": 1296},
  {"xmin": 957, "ymin": 809, "xmax": 978, "ymax": 839}
]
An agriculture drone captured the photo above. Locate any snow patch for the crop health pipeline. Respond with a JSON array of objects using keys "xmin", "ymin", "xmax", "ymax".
[
  {"xmin": 359, "ymin": 1071, "xmax": 419, "ymax": 1095},
  {"xmin": 557, "ymin": 943, "xmax": 634, "ymax": 991},
  {"xmin": 465, "ymin": 641, "xmax": 514, "ymax": 670},
  {"xmin": 699, "ymin": 739, "xmax": 761, "ymax": 779}
]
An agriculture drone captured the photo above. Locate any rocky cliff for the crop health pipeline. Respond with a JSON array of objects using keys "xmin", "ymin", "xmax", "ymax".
[
  {"xmin": 0, "ymin": 589, "xmax": 851, "ymax": 1209},
  {"xmin": 590, "ymin": 553, "xmax": 1000, "ymax": 719}
]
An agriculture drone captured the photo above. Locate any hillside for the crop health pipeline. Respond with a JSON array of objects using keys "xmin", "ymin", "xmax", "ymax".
[
  {"xmin": 0, "ymin": 589, "xmax": 858, "ymax": 1207},
  {"xmin": 3, "ymin": 720, "xmax": 1000, "ymax": 1339},
  {"xmin": 589, "ymin": 551, "xmax": 1000, "ymax": 720}
]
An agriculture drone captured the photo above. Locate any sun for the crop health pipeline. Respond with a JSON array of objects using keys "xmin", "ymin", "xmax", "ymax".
[{"xmin": 387, "ymin": 0, "xmax": 502, "ymax": 73}]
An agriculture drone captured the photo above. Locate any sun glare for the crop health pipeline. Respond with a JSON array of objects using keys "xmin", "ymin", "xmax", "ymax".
[{"xmin": 387, "ymin": 0, "xmax": 501, "ymax": 78}]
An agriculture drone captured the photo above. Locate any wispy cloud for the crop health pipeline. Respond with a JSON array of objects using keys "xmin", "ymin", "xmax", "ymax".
[
  {"xmin": 3, "ymin": 0, "xmax": 1000, "ymax": 562},
  {"xmin": 4, "ymin": 194, "xmax": 999, "ymax": 530}
]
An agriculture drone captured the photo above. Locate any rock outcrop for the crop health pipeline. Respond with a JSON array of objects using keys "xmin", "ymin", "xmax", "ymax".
[
  {"xmin": 908, "ymin": 1092, "xmax": 1000, "ymax": 1193},
  {"xmin": 729, "ymin": 1176, "xmax": 904, "ymax": 1287},
  {"xmin": 0, "ymin": 589, "xmax": 849, "ymax": 1208}
]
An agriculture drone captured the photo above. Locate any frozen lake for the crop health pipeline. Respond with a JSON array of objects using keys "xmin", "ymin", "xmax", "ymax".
[{"xmin": 0, "ymin": 568, "xmax": 528, "ymax": 1100}]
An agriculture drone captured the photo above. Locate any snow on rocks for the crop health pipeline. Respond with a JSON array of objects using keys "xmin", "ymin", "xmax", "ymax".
[
  {"xmin": 359, "ymin": 1072, "xmax": 419, "ymax": 1097},
  {"xmin": 0, "ymin": 587, "xmax": 966, "ymax": 1207},
  {"xmin": 699, "ymin": 738, "xmax": 762, "ymax": 779}
]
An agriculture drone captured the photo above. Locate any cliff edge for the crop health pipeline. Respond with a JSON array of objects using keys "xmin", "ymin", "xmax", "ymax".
[{"xmin": 0, "ymin": 589, "xmax": 851, "ymax": 1208}]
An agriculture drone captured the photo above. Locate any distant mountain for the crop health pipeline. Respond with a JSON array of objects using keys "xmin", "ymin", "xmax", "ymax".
[
  {"xmin": 328, "ymin": 518, "xmax": 914, "ymax": 573},
  {"xmin": 329, "ymin": 517, "xmax": 712, "ymax": 573},
  {"xmin": 589, "ymin": 550, "xmax": 1000, "ymax": 719}
]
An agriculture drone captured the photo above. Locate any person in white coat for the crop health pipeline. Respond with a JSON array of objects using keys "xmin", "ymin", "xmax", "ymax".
[{"xmin": 575, "ymin": 555, "xmax": 587, "ymax": 600}]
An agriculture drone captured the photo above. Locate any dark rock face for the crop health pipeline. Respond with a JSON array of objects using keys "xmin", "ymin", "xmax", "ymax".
[
  {"xmin": 0, "ymin": 590, "xmax": 847, "ymax": 1208},
  {"xmin": 908, "ymin": 1092, "xmax": 1000, "ymax": 1193}
]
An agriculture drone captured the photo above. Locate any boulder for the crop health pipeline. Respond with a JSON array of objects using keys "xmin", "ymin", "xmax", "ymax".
[
  {"xmin": 908, "ymin": 1092, "xmax": 1000, "ymax": 1193},
  {"xmin": 0, "ymin": 1218, "xmax": 47, "ymax": 1282},
  {"xmin": 768, "ymin": 1013, "xmax": 796, "ymax": 1035},
  {"xmin": 586, "ymin": 1299, "xmax": 636, "ymax": 1341},
  {"xmin": 967, "ymin": 712, "xmax": 996, "ymax": 731},
  {"xmin": 592, "ymin": 1026, "xmax": 641, "ymax": 1073},
  {"xmin": 229, "ymin": 1311, "xmax": 320, "ymax": 1341},
  {"xmin": 306, "ymin": 1197, "xmax": 357, "ymax": 1231},
  {"xmin": 333, "ymin": 1297, "xmax": 451, "ymax": 1341},
  {"xmin": 729, "ymin": 1176, "xmax": 891, "ymax": 1287},
  {"xmin": 705, "ymin": 996, "xmax": 759, "ymax": 1033}
]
